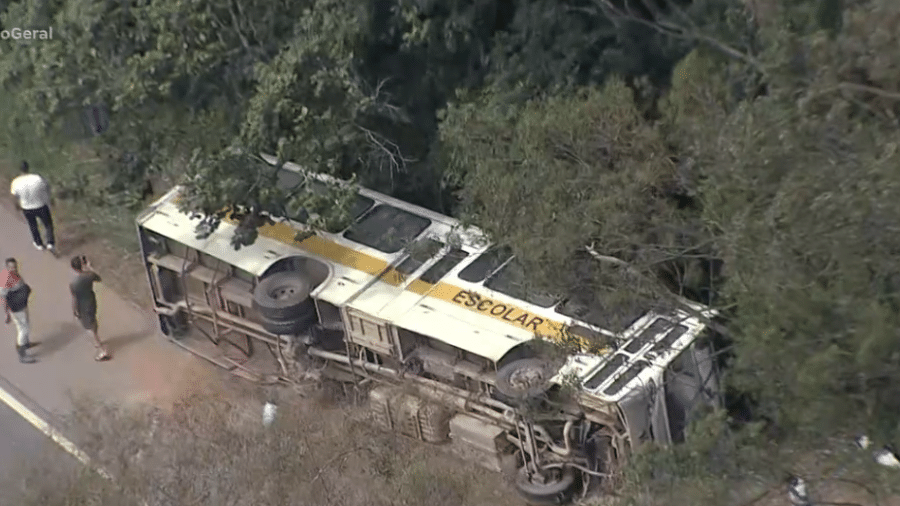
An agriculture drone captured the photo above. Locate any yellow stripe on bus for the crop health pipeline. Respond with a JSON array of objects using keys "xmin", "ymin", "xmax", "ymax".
[
  {"xmin": 225, "ymin": 216, "xmax": 601, "ymax": 350},
  {"xmin": 259, "ymin": 221, "xmax": 398, "ymax": 280}
]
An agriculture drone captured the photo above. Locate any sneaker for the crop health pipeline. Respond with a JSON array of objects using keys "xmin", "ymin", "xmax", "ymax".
[
  {"xmin": 46, "ymin": 243, "xmax": 55, "ymax": 251},
  {"xmin": 33, "ymin": 242, "xmax": 44, "ymax": 250},
  {"xmin": 16, "ymin": 346, "xmax": 36, "ymax": 364}
]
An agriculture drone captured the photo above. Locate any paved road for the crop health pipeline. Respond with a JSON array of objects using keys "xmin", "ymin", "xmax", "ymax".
[
  {"xmin": 0, "ymin": 399, "xmax": 79, "ymax": 500},
  {"xmin": 0, "ymin": 399, "xmax": 76, "ymax": 472}
]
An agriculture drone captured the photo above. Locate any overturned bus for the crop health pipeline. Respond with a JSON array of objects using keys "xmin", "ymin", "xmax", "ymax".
[{"xmin": 135, "ymin": 154, "xmax": 721, "ymax": 504}]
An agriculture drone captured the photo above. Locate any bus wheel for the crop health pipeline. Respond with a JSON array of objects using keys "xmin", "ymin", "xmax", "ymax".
[
  {"xmin": 261, "ymin": 313, "xmax": 317, "ymax": 336},
  {"xmin": 252, "ymin": 272, "xmax": 315, "ymax": 321},
  {"xmin": 159, "ymin": 314, "xmax": 187, "ymax": 339},
  {"xmin": 495, "ymin": 358, "xmax": 556, "ymax": 402},
  {"xmin": 514, "ymin": 465, "xmax": 577, "ymax": 505},
  {"xmin": 159, "ymin": 314, "xmax": 175, "ymax": 336}
]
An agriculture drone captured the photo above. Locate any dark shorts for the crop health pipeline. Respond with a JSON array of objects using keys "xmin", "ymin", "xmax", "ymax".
[{"xmin": 78, "ymin": 311, "xmax": 97, "ymax": 330}]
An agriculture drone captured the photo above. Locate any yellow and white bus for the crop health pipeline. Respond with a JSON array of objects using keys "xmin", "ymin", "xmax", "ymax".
[{"xmin": 135, "ymin": 154, "xmax": 721, "ymax": 504}]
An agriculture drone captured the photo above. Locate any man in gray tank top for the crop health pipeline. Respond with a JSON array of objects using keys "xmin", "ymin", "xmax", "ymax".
[{"xmin": 70, "ymin": 255, "xmax": 110, "ymax": 361}]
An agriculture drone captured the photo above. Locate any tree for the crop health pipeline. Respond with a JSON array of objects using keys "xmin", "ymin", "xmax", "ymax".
[
  {"xmin": 442, "ymin": 0, "xmax": 900, "ymax": 498},
  {"xmin": 3, "ymin": 0, "xmax": 698, "ymax": 245},
  {"xmin": 487, "ymin": 0, "xmax": 689, "ymax": 98},
  {"xmin": 439, "ymin": 79, "xmax": 717, "ymax": 334},
  {"xmin": 657, "ymin": 0, "xmax": 900, "ymax": 442},
  {"xmin": 0, "ymin": 0, "xmax": 320, "ymax": 205},
  {"xmin": 176, "ymin": 150, "xmax": 361, "ymax": 249}
]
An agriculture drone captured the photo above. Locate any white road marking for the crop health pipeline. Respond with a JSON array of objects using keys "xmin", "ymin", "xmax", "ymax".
[{"xmin": 0, "ymin": 381, "xmax": 112, "ymax": 480}]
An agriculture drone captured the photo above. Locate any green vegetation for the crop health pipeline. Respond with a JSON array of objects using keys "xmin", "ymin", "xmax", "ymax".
[{"xmin": 3, "ymin": 0, "xmax": 900, "ymax": 504}]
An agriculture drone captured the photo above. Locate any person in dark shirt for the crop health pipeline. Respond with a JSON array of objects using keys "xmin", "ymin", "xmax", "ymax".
[
  {"xmin": 70, "ymin": 255, "xmax": 110, "ymax": 361},
  {"xmin": 1, "ymin": 258, "xmax": 36, "ymax": 363}
]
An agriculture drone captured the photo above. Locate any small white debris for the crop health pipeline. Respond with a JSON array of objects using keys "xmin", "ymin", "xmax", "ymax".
[
  {"xmin": 874, "ymin": 448, "xmax": 900, "ymax": 469},
  {"xmin": 262, "ymin": 402, "xmax": 277, "ymax": 427},
  {"xmin": 853, "ymin": 434, "xmax": 900, "ymax": 469},
  {"xmin": 788, "ymin": 476, "xmax": 811, "ymax": 506}
]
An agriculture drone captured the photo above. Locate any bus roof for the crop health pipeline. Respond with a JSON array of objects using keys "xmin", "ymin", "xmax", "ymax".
[{"xmin": 138, "ymin": 186, "xmax": 541, "ymax": 362}]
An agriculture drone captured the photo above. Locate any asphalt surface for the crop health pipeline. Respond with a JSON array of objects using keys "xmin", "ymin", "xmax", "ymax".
[{"xmin": 0, "ymin": 399, "xmax": 79, "ymax": 498}]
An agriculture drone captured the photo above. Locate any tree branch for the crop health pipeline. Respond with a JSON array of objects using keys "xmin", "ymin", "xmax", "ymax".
[
  {"xmin": 227, "ymin": 0, "xmax": 252, "ymax": 52},
  {"xmin": 584, "ymin": 243, "xmax": 632, "ymax": 269},
  {"xmin": 838, "ymin": 82, "xmax": 900, "ymax": 101},
  {"xmin": 356, "ymin": 124, "xmax": 415, "ymax": 179},
  {"xmin": 591, "ymin": 0, "xmax": 763, "ymax": 72},
  {"xmin": 584, "ymin": 242, "xmax": 736, "ymax": 323}
]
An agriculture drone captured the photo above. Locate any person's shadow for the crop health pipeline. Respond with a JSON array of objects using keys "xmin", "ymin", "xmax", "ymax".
[
  {"xmin": 35, "ymin": 323, "xmax": 154, "ymax": 358},
  {"xmin": 102, "ymin": 330, "xmax": 154, "ymax": 355},
  {"xmin": 35, "ymin": 322, "xmax": 82, "ymax": 357}
]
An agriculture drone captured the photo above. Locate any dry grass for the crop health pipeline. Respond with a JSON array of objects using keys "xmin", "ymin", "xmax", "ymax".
[
  {"xmin": 603, "ymin": 441, "xmax": 900, "ymax": 506},
  {"xmin": 2, "ymin": 388, "xmax": 520, "ymax": 506}
]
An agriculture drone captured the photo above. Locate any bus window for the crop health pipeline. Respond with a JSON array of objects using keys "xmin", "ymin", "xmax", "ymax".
[
  {"xmin": 397, "ymin": 239, "xmax": 443, "ymax": 275},
  {"xmin": 343, "ymin": 205, "xmax": 431, "ymax": 253},
  {"xmin": 350, "ymin": 195, "xmax": 375, "ymax": 221},
  {"xmin": 457, "ymin": 246, "xmax": 512, "ymax": 283},
  {"xmin": 650, "ymin": 324, "xmax": 689, "ymax": 354},
  {"xmin": 484, "ymin": 261, "xmax": 557, "ymax": 307},
  {"xmin": 276, "ymin": 172, "xmax": 374, "ymax": 226},
  {"xmin": 603, "ymin": 360, "xmax": 648, "ymax": 397},
  {"xmin": 556, "ymin": 289, "xmax": 644, "ymax": 332},
  {"xmin": 624, "ymin": 318, "xmax": 671, "ymax": 354},
  {"xmin": 583, "ymin": 353, "xmax": 627, "ymax": 390},
  {"xmin": 274, "ymin": 167, "xmax": 304, "ymax": 192},
  {"xmin": 420, "ymin": 248, "xmax": 468, "ymax": 284},
  {"xmin": 141, "ymin": 230, "xmax": 168, "ymax": 256}
]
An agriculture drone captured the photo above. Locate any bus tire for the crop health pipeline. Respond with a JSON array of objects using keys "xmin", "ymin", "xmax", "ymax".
[
  {"xmin": 261, "ymin": 313, "xmax": 317, "ymax": 336},
  {"xmin": 159, "ymin": 313, "xmax": 187, "ymax": 339},
  {"xmin": 495, "ymin": 358, "xmax": 555, "ymax": 402},
  {"xmin": 514, "ymin": 465, "xmax": 577, "ymax": 505},
  {"xmin": 252, "ymin": 272, "xmax": 315, "ymax": 321},
  {"xmin": 159, "ymin": 314, "xmax": 175, "ymax": 337}
]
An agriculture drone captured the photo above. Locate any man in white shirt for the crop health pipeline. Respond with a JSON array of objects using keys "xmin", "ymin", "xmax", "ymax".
[{"xmin": 10, "ymin": 161, "xmax": 55, "ymax": 251}]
